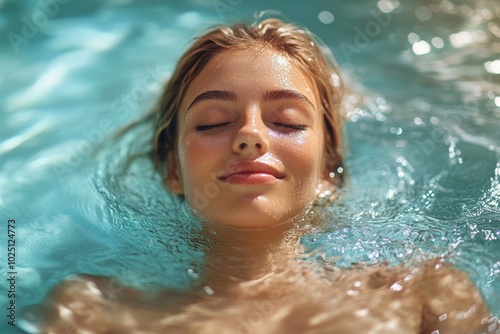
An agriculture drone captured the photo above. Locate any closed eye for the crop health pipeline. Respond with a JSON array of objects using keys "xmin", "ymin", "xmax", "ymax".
[
  {"xmin": 195, "ymin": 122, "xmax": 232, "ymax": 131},
  {"xmin": 273, "ymin": 123, "xmax": 307, "ymax": 131}
]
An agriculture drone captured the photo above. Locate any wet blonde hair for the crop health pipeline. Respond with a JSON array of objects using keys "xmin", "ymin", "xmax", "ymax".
[{"xmin": 152, "ymin": 18, "xmax": 345, "ymax": 184}]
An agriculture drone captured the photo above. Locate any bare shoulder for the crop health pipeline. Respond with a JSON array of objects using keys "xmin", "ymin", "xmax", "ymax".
[
  {"xmin": 413, "ymin": 259, "xmax": 498, "ymax": 333},
  {"xmin": 41, "ymin": 275, "xmax": 114, "ymax": 333},
  {"xmin": 327, "ymin": 259, "xmax": 498, "ymax": 333},
  {"xmin": 41, "ymin": 274, "xmax": 196, "ymax": 334},
  {"xmin": 39, "ymin": 262, "xmax": 499, "ymax": 334}
]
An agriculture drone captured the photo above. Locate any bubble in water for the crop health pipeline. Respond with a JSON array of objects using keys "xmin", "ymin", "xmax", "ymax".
[
  {"xmin": 495, "ymin": 97, "xmax": 500, "ymax": 107},
  {"xmin": 407, "ymin": 32, "xmax": 420, "ymax": 44},
  {"xmin": 318, "ymin": 11, "xmax": 334, "ymax": 24},
  {"xmin": 377, "ymin": 0, "xmax": 400, "ymax": 14},
  {"xmin": 431, "ymin": 37, "xmax": 444, "ymax": 49},
  {"xmin": 415, "ymin": 6, "xmax": 432, "ymax": 21},
  {"xmin": 484, "ymin": 60, "xmax": 500, "ymax": 74},
  {"xmin": 412, "ymin": 40, "xmax": 431, "ymax": 55}
]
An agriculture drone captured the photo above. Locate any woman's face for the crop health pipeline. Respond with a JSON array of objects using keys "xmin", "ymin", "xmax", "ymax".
[{"xmin": 168, "ymin": 48, "xmax": 325, "ymax": 228}]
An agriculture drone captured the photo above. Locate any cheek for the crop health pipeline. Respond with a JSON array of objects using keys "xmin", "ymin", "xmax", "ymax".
[
  {"xmin": 278, "ymin": 133, "xmax": 324, "ymax": 177},
  {"xmin": 179, "ymin": 135, "xmax": 228, "ymax": 182}
]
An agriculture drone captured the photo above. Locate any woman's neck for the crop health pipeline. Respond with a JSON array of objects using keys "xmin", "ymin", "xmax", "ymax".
[{"xmin": 200, "ymin": 219, "xmax": 309, "ymax": 291}]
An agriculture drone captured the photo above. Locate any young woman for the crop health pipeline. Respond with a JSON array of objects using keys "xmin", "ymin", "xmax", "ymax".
[{"xmin": 42, "ymin": 18, "xmax": 496, "ymax": 333}]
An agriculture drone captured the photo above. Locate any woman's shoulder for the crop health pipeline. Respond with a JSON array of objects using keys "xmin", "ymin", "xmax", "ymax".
[
  {"xmin": 319, "ymin": 259, "xmax": 497, "ymax": 333},
  {"xmin": 412, "ymin": 259, "xmax": 496, "ymax": 333},
  {"xmin": 41, "ymin": 274, "xmax": 198, "ymax": 333}
]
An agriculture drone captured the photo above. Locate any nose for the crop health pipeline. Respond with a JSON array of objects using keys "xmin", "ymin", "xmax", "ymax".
[{"xmin": 232, "ymin": 115, "xmax": 269, "ymax": 157}]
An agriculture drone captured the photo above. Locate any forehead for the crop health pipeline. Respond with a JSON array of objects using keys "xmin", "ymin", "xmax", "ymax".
[{"xmin": 180, "ymin": 47, "xmax": 319, "ymax": 110}]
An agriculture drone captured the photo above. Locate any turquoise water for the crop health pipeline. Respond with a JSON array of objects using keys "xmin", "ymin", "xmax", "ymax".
[{"xmin": 1, "ymin": 0, "xmax": 499, "ymax": 332}]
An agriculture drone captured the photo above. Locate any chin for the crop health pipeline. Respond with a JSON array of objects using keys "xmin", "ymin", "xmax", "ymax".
[
  {"xmin": 219, "ymin": 219, "xmax": 281, "ymax": 229},
  {"xmin": 190, "ymin": 192, "xmax": 314, "ymax": 229},
  {"xmin": 208, "ymin": 207, "xmax": 306, "ymax": 229}
]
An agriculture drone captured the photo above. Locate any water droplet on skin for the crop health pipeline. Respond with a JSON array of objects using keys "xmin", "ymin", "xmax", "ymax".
[
  {"xmin": 187, "ymin": 268, "xmax": 199, "ymax": 279},
  {"xmin": 204, "ymin": 286, "xmax": 214, "ymax": 295}
]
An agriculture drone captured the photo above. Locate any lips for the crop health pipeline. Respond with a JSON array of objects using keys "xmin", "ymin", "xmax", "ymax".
[{"xmin": 218, "ymin": 161, "xmax": 285, "ymax": 184}]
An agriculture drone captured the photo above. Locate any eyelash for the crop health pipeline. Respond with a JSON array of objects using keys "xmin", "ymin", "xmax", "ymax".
[
  {"xmin": 273, "ymin": 123, "xmax": 307, "ymax": 131},
  {"xmin": 195, "ymin": 122, "xmax": 307, "ymax": 131},
  {"xmin": 195, "ymin": 122, "xmax": 231, "ymax": 131}
]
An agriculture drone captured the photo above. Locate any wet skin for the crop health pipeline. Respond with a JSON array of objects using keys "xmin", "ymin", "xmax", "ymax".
[
  {"xmin": 42, "ymin": 245, "xmax": 496, "ymax": 334},
  {"xmin": 166, "ymin": 48, "xmax": 325, "ymax": 228}
]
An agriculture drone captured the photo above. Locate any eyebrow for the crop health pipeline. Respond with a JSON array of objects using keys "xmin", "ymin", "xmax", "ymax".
[
  {"xmin": 186, "ymin": 90, "xmax": 237, "ymax": 111},
  {"xmin": 263, "ymin": 89, "xmax": 315, "ymax": 109},
  {"xmin": 186, "ymin": 88, "xmax": 315, "ymax": 112}
]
